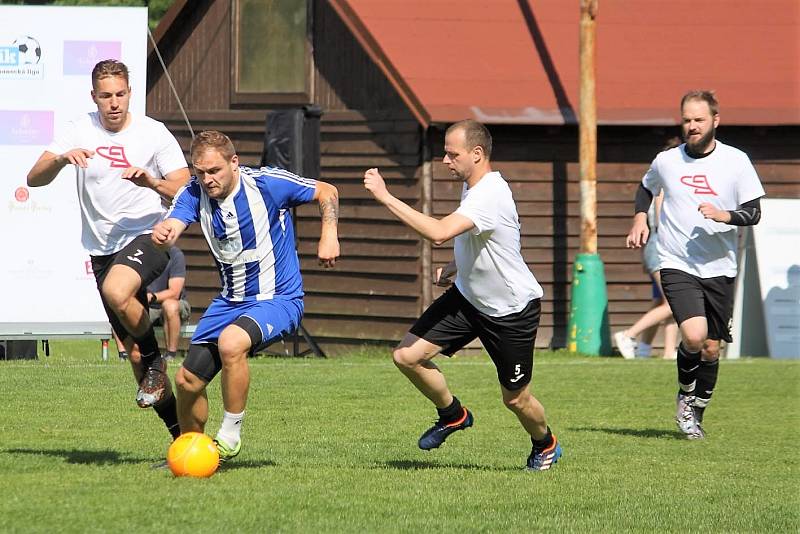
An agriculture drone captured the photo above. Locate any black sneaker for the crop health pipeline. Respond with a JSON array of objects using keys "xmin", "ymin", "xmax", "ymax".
[
  {"xmin": 418, "ymin": 407, "xmax": 474, "ymax": 450},
  {"xmin": 136, "ymin": 357, "xmax": 168, "ymax": 408}
]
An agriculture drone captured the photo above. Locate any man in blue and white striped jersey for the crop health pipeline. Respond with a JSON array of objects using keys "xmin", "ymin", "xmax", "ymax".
[{"xmin": 152, "ymin": 130, "xmax": 339, "ymax": 461}]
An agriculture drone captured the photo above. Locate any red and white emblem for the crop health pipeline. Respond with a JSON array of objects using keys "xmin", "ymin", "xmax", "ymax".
[
  {"xmin": 95, "ymin": 145, "xmax": 131, "ymax": 168},
  {"xmin": 679, "ymin": 174, "xmax": 717, "ymax": 195}
]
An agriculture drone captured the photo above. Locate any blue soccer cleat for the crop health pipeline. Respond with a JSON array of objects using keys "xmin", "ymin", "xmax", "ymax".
[
  {"xmin": 418, "ymin": 407, "xmax": 474, "ymax": 450},
  {"xmin": 526, "ymin": 435, "xmax": 562, "ymax": 471}
]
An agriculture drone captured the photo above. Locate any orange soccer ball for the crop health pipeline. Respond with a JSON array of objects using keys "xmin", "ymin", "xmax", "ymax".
[{"xmin": 167, "ymin": 432, "xmax": 220, "ymax": 478}]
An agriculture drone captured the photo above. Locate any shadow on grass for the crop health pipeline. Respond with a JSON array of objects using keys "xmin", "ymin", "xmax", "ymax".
[
  {"xmin": 219, "ymin": 459, "xmax": 277, "ymax": 471},
  {"xmin": 381, "ymin": 459, "xmax": 519, "ymax": 472},
  {"xmin": 5, "ymin": 447, "xmax": 150, "ymax": 465},
  {"xmin": 570, "ymin": 426, "xmax": 683, "ymax": 440}
]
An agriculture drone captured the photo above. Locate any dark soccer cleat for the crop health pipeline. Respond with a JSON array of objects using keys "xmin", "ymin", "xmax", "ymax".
[
  {"xmin": 418, "ymin": 407, "xmax": 474, "ymax": 450},
  {"xmin": 526, "ymin": 435, "xmax": 562, "ymax": 471},
  {"xmin": 136, "ymin": 357, "xmax": 168, "ymax": 408}
]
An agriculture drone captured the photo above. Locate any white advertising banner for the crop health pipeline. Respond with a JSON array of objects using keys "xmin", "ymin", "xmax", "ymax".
[
  {"xmin": 752, "ymin": 199, "xmax": 800, "ymax": 358},
  {"xmin": 0, "ymin": 6, "xmax": 147, "ymax": 335}
]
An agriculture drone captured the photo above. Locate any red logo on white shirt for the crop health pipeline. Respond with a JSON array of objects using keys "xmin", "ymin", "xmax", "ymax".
[
  {"xmin": 679, "ymin": 175, "xmax": 717, "ymax": 195},
  {"xmin": 95, "ymin": 146, "xmax": 131, "ymax": 168}
]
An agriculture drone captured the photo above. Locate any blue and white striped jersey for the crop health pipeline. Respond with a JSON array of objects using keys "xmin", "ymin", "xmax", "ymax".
[{"xmin": 168, "ymin": 166, "xmax": 316, "ymax": 302}]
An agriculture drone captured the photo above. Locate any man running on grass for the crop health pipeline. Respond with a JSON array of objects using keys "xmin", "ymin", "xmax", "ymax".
[{"xmin": 363, "ymin": 119, "xmax": 561, "ymax": 471}]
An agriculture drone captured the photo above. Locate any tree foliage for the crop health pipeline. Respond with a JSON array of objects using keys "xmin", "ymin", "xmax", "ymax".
[{"xmin": 2, "ymin": 0, "xmax": 175, "ymax": 31}]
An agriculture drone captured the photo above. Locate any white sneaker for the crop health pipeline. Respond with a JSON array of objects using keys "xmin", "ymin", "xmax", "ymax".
[
  {"xmin": 675, "ymin": 393, "xmax": 704, "ymax": 439},
  {"xmin": 614, "ymin": 331, "xmax": 636, "ymax": 359}
]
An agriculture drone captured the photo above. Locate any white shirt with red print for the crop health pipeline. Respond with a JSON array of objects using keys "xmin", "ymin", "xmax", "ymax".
[
  {"xmin": 48, "ymin": 112, "xmax": 186, "ymax": 256},
  {"xmin": 642, "ymin": 141, "xmax": 765, "ymax": 278}
]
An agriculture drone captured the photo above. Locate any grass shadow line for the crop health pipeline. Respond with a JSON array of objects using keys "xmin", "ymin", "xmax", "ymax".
[
  {"xmin": 5, "ymin": 447, "xmax": 150, "ymax": 465},
  {"xmin": 569, "ymin": 426, "xmax": 684, "ymax": 440},
  {"xmin": 381, "ymin": 459, "xmax": 520, "ymax": 472}
]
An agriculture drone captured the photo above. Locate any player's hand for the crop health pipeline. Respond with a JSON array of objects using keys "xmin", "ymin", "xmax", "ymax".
[
  {"xmin": 625, "ymin": 214, "xmax": 650, "ymax": 248},
  {"xmin": 317, "ymin": 236, "xmax": 340, "ymax": 269},
  {"xmin": 363, "ymin": 168, "xmax": 391, "ymax": 203},
  {"xmin": 121, "ymin": 167, "xmax": 157, "ymax": 189},
  {"xmin": 434, "ymin": 262, "xmax": 457, "ymax": 287},
  {"xmin": 698, "ymin": 202, "xmax": 731, "ymax": 223},
  {"xmin": 59, "ymin": 148, "xmax": 94, "ymax": 168},
  {"xmin": 151, "ymin": 221, "xmax": 176, "ymax": 247}
]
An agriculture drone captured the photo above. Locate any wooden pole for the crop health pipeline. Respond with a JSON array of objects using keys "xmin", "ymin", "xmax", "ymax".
[{"xmin": 579, "ymin": 0, "xmax": 598, "ymax": 254}]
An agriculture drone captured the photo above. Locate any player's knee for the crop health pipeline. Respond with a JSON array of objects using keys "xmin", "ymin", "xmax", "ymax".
[
  {"xmin": 681, "ymin": 333, "xmax": 705, "ymax": 352},
  {"xmin": 392, "ymin": 346, "xmax": 420, "ymax": 370},
  {"xmin": 701, "ymin": 340, "xmax": 721, "ymax": 361},
  {"xmin": 101, "ymin": 281, "xmax": 131, "ymax": 311},
  {"xmin": 175, "ymin": 366, "xmax": 205, "ymax": 394},
  {"xmin": 502, "ymin": 389, "xmax": 530, "ymax": 413},
  {"xmin": 217, "ymin": 328, "xmax": 250, "ymax": 364}
]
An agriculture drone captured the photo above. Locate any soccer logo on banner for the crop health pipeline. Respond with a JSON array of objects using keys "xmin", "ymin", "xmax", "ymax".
[{"xmin": 0, "ymin": 35, "xmax": 43, "ymax": 79}]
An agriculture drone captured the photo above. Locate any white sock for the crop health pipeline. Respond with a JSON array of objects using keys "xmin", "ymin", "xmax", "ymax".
[
  {"xmin": 216, "ymin": 410, "xmax": 244, "ymax": 447},
  {"xmin": 636, "ymin": 342, "xmax": 652, "ymax": 357}
]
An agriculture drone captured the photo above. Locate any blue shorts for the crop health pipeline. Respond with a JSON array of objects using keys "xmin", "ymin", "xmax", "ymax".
[{"xmin": 191, "ymin": 296, "xmax": 303, "ymax": 349}]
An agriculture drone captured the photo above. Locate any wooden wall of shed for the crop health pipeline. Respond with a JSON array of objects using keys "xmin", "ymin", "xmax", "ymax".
[
  {"xmin": 147, "ymin": 0, "xmax": 424, "ymax": 352},
  {"xmin": 428, "ymin": 124, "xmax": 800, "ymax": 350},
  {"xmin": 146, "ymin": 0, "xmax": 800, "ymax": 354}
]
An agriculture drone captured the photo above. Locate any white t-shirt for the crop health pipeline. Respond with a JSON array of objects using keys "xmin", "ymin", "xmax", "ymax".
[
  {"xmin": 454, "ymin": 171, "xmax": 543, "ymax": 316},
  {"xmin": 642, "ymin": 141, "xmax": 765, "ymax": 278},
  {"xmin": 48, "ymin": 112, "xmax": 187, "ymax": 255}
]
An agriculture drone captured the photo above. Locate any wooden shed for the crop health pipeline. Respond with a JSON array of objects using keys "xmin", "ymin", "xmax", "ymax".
[{"xmin": 147, "ymin": 0, "xmax": 800, "ymax": 353}]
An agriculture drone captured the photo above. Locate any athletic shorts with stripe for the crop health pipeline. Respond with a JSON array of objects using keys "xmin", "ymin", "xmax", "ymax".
[
  {"xmin": 410, "ymin": 286, "xmax": 541, "ymax": 390},
  {"xmin": 90, "ymin": 234, "xmax": 170, "ymax": 340},
  {"xmin": 661, "ymin": 268, "xmax": 735, "ymax": 343}
]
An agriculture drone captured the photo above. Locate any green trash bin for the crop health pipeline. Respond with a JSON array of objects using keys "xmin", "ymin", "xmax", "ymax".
[{"xmin": 567, "ymin": 253, "xmax": 612, "ymax": 355}]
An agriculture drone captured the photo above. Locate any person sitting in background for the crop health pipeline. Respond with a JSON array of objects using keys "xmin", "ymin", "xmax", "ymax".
[{"xmin": 146, "ymin": 245, "xmax": 191, "ymax": 361}]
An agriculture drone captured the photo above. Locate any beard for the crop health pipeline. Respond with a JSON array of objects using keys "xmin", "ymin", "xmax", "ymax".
[{"xmin": 683, "ymin": 126, "xmax": 716, "ymax": 154}]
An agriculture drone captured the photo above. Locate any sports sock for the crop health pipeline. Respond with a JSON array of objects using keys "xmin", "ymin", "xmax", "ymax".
[
  {"xmin": 531, "ymin": 426, "xmax": 554, "ymax": 451},
  {"xmin": 133, "ymin": 326, "xmax": 161, "ymax": 367},
  {"xmin": 677, "ymin": 343, "xmax": 701, "ymax": 394},
  {"xmin": 636, "ymin": 342, "xmax": 652, "ymax": 357},
  {"xmin": 693, "ymin": 358, "xmax": 720, "ymax": 419},
  {"xmin": 153, "ymin": 393, "xmax": 180, "ymax": 439},
  {"xmin": 217, "ymin": 410, "xmax": 245, "ymax": 447},
  {"xmin": 436, "ymin": 396, "xmax": 463, "ymax": 424}
]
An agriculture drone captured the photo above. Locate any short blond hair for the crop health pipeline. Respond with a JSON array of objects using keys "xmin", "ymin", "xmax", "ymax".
[
  {"xmin": 447, "ymin": 119, "xmax": 493, "ymax": 159},
  {"xmin": 190, "ymin": 130, "xmax": 236, "ymax": 161},
  {"xmin": 681, "ymin": 90, "xmax": 719, "ymax": 116},
  {"xmin": 91, "ymin": 59, "xmax": 129, "ymax": 89}
]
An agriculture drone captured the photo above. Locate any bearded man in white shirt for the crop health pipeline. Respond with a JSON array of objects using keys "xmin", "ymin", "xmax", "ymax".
[
  {"xmin": 364, "ymin": 119, "xmax": 561, "ymax": 471},
  {"xmin": 625, "ymin": 90, "xmax": 765, "ymax": 439}
]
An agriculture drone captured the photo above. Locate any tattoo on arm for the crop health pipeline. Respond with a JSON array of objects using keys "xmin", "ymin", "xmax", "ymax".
[{"xmin": 319, "ymin": 196, "xmax": 339, "ymax": 225}]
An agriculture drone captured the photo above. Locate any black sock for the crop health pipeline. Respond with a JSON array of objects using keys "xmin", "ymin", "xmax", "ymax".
[
  {"xmin": 153, "ymin": 392, "xmax": 180, "ymax": 439},
  {"xmin": 694, "ymin": 359, "xmax": 719, "ymax": 419},
  {"xmin": 677, "ymin": 343, "xmax": 701, "ymax": 395},
  {"xmin": 437, "ymin": 396, "xmax": 463, "ymax": 424},
  {"xmin": 531, "ymin": 427, "xmax": 554, "ymax": 450},
  {"xmin": 133, "ymin": 325, "xmax": 161, "ymax": 366}
]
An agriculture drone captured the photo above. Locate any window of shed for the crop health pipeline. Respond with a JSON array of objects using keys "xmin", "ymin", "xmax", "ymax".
[{"xmin": 233, "ymin": 0, "xmax": 310, "ymax": 102}]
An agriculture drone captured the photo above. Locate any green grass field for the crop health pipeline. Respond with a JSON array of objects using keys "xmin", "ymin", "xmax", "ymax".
[{"xmin": 1, "ymin": 341, "xmax": 797, "ymax": 533}]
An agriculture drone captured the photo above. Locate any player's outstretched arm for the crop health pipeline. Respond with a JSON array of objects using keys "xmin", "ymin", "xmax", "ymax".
[
  {"xmin": 363, "ymin": 167, "xmax": 473, "ymax": 245},
  {"xmin": 27, "ymin": 149, "xmax": 94, "ymax": 187},
  {"xmin": 151, "ymin": 218, "xmax": 187, "ymax": 250},
  {"xmin": 314, "ymin": 181, "xmax": 340, "ymax": 269},
  {"xmin": 123, "ymin": 167, "xmax": 191, "ymax": 202}
]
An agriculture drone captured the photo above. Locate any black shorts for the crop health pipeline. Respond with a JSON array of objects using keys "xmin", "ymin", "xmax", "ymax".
[
  {"xmin": 91, "ymin": 234, "xmax": 170, "ymax": 339},
  {"xmin": 409, "ymin": 286, "xmax": 541, "ymax": 390},
  {"xmin": 661, "ymin": 268, "xmax": 735, "ymax": 343}
]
